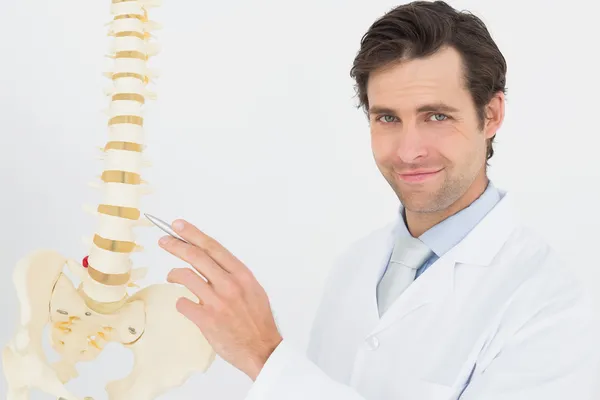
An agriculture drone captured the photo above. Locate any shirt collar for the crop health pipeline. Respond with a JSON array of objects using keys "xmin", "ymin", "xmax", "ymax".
[{"xmin": 396, "ymin": 181, "xmax": 502, "ymax": 258}]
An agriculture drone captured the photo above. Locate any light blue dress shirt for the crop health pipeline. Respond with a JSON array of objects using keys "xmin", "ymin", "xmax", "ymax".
[{"xmin": 394, "ymin": 181, "xmax": 503, "ymax": 279}]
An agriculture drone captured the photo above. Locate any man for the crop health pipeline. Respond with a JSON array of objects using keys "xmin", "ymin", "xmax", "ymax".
[{"xmin": 159, "ymin": 1, "xmax": 600, "ymax": 399}]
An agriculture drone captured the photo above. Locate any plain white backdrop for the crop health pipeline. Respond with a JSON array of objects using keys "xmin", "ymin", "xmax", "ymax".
[{"xmin": 1, "ymin": 0, "xmax": 599, "ymax": 398}]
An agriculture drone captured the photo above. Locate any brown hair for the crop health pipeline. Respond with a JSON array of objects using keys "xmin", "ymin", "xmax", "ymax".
[{"xmin": 349, "ymin": 1, "xmax": 507, "ymax": 161}]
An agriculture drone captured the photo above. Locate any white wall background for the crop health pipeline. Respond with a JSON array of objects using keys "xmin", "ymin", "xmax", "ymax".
[{"xmin": 0, "ymin": 0, "xmax": 599, "ymax": 398}]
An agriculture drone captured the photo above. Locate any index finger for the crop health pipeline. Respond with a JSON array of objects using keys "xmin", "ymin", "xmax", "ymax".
[{"xmin": 171, "ymin": 219, "xmax": 247, "ymax": 275}]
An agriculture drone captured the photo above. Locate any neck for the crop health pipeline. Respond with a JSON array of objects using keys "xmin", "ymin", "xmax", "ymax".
[{"xmin": 405, "ymin": 170, "xmax": 489, "ymax": 238}]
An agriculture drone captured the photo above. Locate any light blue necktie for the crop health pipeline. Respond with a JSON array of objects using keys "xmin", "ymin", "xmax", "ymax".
[{"xmin": 376, "ymin": 235, "xmax": 433, "ymax": 316}]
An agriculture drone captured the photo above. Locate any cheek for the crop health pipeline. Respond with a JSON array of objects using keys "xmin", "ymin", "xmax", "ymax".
[
  {"xmin": 431, "ymin": 135, "xmax": 460, "ymax": 161},
  {"xmin": 426, "ymin": 125, "xmax": 478, "ymax": 162}
]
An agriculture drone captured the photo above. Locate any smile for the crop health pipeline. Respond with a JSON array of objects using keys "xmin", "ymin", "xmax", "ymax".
[{"xmin": 396, "ymin": 169, "xmax": 442, "ymax": 183}]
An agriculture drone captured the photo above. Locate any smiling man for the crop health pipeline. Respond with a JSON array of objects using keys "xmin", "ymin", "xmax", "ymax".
[
  {"xmin": 159, "ymin": 1, "xmax": 600, "ymax": 399},
  {"xmin": 367, "ymin": 44, "xmax": 499, "ymax": 238}
]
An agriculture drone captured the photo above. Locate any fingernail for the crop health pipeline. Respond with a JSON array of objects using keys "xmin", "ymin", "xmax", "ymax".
[
  {"xmin": 159, "ymin": 236, "xmax": 172, "ymax": 245},
  {"xmin": 173, "ymin": 219, "xmax": 185, "ymax": 232}
]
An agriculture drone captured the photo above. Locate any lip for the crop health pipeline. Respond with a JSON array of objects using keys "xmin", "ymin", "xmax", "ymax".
[{"xmin": 396, "ymin": 169, "xmax": 442, "ymax": 183}]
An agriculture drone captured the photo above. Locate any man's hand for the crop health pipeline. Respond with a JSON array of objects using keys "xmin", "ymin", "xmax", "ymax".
[{"xmin": 158, "ymin": 219, "xmax": 283, "ymax": 381}]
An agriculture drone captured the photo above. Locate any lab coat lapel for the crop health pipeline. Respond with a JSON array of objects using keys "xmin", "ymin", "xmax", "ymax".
[
  {"xmin": 370, "ymin": 256, "xmax": 456, "ymax": 335},
  {"xmin": 354, "ymin": 219, "xmax": 401, "ymax": 331},
  {"xmin": 368, "ymin": 190, "xmax": 518, "ymax": 336},
  {"xmin": 348, "ymin": 213, "xmax": 456, "ymax": 336}
]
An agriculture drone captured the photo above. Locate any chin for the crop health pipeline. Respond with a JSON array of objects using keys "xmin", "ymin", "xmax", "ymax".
[
  {"xmin": 396, "ymin": 185, "xmax": 461, "ymax": 214},
  {"xmin": 401, "ymin": 198, "xmax": 447, "ymax": 214}
]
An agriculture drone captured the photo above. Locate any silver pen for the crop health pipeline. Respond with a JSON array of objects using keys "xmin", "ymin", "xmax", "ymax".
[{"xmin": 144, "ymin": 213, "xmax": 190, "ymax": 244}]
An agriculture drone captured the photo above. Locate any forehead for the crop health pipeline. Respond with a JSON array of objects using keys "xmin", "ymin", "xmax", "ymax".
[{"xmin": 366, "ymin": 46, "xmax": 469, "ymax": 111}]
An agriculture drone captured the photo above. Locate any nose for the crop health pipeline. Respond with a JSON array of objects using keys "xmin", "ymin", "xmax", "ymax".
[{"xmin": 395, "ymin": 124, "xmax": 427, "ymax": 163}]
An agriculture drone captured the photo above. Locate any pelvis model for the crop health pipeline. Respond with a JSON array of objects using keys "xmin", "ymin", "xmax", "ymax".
[{"xmin": 2, "ymin": 1, "xmax": 216, "ymax": 399}]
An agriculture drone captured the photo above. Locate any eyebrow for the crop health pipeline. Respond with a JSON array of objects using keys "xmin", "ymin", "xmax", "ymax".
[{"xmin": 368, "ymin": 103, "xmax": 460, "ymax": 115}]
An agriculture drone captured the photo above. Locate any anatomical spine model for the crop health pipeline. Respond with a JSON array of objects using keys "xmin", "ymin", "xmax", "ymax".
[{"xmin": 2, "ymin": 1, "xmax": 215, "ymax": 399}]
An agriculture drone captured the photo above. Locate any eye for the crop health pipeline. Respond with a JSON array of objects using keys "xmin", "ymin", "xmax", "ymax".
[
  {"xmin": 377, "ymin": 115, "xmax": 398, "ymax": 124},
  {"xmin": 428, "ymin": 113, "xmax": 449, "ymax": 122}
]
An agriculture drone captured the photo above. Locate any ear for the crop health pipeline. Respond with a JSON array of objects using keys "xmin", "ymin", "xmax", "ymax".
[{"xmin": 483, "ymin": 91, "xmax": 505, "ymax": 140}]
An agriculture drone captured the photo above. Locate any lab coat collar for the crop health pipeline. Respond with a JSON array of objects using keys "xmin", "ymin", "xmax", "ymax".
[
  {"xmin": 417, "ymin": 181, "xmax": 501, "ymax": 258},
  {"xmin": 443, "ymin": 189, "xmax": 518, "ymax": 266},
  {"xmin": 393, "ymin": 188, "xmax": 517, "ymax": 266}
]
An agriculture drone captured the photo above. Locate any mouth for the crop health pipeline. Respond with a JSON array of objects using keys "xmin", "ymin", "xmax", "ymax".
[{"xmin": 396, "ymin": 169, "xmax": 443, "ymax": 183}]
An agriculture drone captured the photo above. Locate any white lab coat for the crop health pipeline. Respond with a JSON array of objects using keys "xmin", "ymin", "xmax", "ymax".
[{"xmin": 244, "ymin": 191, "xmax": 600, "ymax": 399}]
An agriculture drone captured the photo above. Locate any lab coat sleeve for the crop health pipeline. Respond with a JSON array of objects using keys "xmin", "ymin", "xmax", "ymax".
[
  {"xmin": 459, "ymin": 276, "xmax": 600, "ymax": 400},
  {"xmin": 243, "ymin": 339, "xmax": 368, "ymax": 400}
]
